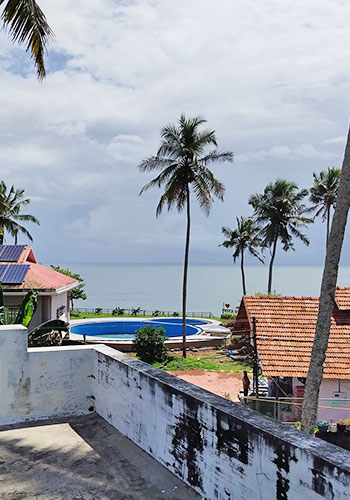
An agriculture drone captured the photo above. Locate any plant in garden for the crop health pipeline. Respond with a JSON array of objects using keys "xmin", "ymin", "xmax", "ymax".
[
  {"xmin": 95, "ymin": 307, "xmax": 102, "ymax": 315},
  {"xmin": 131, "ymin": 307, "xmax": 141, "ymax": 316},
  {"xmin": 172, "ymin": 311, "xmax": 179, "ymax": 317},
  {"xmin": 112, "ymin": 307, "xmax": 125, "ymax": 316},
  {"xmin": 152, "ymin": 310, "xmax": 161, "ymax": 317},
  {"xmin": 133, "ymin": 325, "xmax": 168, "ymax": 364},
  {"xmin": 139, "ymin": 114, "xmax": 233, "ymax": 357}
]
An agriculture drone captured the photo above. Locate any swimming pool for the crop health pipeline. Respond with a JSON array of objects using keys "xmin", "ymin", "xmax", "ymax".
[{"xmin": 70, "ymin": 317, "xmax": 208, "ymax": 340}]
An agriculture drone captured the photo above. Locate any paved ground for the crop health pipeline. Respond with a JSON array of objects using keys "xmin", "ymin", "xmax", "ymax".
[
  {"xmin": 0, "ymin": 414, "xmax": 201, "ymax": 500},
  {"xmin": 167, "ymin": 370, "xmax": 244, "ymax": 401}
]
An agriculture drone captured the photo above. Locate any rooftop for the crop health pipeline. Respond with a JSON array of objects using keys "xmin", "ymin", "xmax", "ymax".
[
  {"xmin": 234, "ymin": 288, "xmax": 350, "ymax": 379},
  {"xmin": 0, "ymin": 245, "xmax": 77, "ymax": 292},
  {"xmin": 0, "ymin": 413, "xmax": 200, "ymax": 500}
]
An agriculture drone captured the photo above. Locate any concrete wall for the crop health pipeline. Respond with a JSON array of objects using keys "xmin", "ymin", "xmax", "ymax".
[
  {"xmin": 51, "ymin": 292, "xmax": 69, "ymax": 322},
  {"xmin": 1, "ymin": 325, "xmax": 350, "ymax": 499},
  {"xmin": 93, "ymin": 346, "xmax": 350, "ymax": 500},
  {"xmin": 0, "ymin": 325, "xmax": 92, "ymax": 424}
]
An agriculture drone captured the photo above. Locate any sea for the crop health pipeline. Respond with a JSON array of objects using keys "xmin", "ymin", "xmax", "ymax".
[{"xmin": 59, "ymin": 264, "xmax": 350, "ymax": 317}]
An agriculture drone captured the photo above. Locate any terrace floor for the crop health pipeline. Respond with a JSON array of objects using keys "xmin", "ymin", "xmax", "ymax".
[{"xmin": 0, "ymin": 413, "xmax": 200, "ymax": 500}]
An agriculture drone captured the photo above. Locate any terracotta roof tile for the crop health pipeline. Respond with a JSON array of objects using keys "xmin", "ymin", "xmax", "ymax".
[{"xmin": 234, "ymin": 290, "xmax": 350, "ymax": 380}]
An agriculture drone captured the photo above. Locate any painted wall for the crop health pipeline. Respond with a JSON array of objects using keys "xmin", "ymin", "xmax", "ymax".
[
  {"xmin": 51, "ymin": 292, "xmax": 69, "ymax": 322},
  {"xmin": 1, "ymin": 326, "xmax": 350, "ymax": 499},
  {"xmin": 94, "ymin": 346, "xmax": 350, "ymax": 500},
  {"xmin": 0, "ymin": 325, "xmax": 92, "ymax": 424}
]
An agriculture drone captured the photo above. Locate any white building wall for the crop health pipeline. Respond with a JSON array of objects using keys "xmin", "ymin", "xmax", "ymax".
[{"xmin": 50, "ymin": 292, "xmax": 69, "ymax": 322}]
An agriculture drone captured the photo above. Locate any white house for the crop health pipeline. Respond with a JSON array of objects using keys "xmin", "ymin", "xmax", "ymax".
[{"xmin": 0, "ymin": 245, "xmax": 78, "ymax": 329}]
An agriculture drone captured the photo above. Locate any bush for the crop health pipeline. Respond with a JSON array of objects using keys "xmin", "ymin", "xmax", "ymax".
[
  {"xmin": 133, "ymin": 326, "xmax": 168, "ymax": 364},
  {"xmin": 95, "ymin": 307, "xmax": 103, "ymax": 315},
  {"xmin": 112, "ymin": 307, "xmax": 125, "ymax": 316},
  {"xmin": 221, "ymin": 313, "xmax": 236, "ymax": 320}
]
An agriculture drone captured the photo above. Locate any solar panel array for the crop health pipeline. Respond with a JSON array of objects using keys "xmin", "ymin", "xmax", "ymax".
[
  {"xmin": 0, "ymin": 245, "xmax": 25, "ymax": 262},
  {"xmin": 0, "ymin": 264, "xmax": 29, "ymax": 284}
]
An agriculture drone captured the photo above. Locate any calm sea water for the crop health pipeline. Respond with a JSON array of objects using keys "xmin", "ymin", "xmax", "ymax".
[{"xmin": 59, "ymin": 264, "xmax": 350, "ymax": 317}]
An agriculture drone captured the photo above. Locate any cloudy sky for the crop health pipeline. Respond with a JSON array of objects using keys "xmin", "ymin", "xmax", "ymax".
[{"xmin": 0, "ymin": 0, "xmax": 350, "ymax": 266}]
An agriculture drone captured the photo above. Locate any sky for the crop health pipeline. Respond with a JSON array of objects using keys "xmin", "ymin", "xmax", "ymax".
[{"xmin": 0, "ymin": 0, "xmax": 350, "ymax": 266}]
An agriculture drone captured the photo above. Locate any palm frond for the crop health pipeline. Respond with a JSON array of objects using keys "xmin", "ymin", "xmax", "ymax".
[{"xmin": 1, "ymin": 0, "xmax": 54, "ymax": 80}]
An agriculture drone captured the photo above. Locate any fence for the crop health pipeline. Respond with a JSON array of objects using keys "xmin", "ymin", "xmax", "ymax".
[
  {"xmin": 240, "ymin": 395, "xmax": 350, "ymax": 423},
  {"xmin": 72, "ymin": 307, "xmax": 214, "ymax": 318}
]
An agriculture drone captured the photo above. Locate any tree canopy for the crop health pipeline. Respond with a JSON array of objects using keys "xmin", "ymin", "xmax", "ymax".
[{"xmin": 50, "ymin": 265, "xmax": 87, "ymax": 309}]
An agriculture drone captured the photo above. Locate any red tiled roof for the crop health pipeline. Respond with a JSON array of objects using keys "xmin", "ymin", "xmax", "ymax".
[
  {"xmin": 234, "ymin": 288, "xmax": 350, "ymax": 380},
  {"xmin": 0, "ymin": 245, "xmax": 77, "ymax": 292}
]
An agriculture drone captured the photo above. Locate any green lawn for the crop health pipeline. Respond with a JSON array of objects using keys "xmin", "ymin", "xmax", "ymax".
[
  {"xmin": 152, "ymin": 354, "xmax": 249, "ymax": 373},
  {"xmin": 70, "ymin": 310, "xmax": 234, "ymax": 323}
]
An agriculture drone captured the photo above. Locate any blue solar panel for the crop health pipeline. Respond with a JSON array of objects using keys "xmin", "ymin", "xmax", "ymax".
[
  {"xmin": 0, "ymin": 264, "xmax": 8, "ymax": 280},
  {"xmin": 0, "ymin": 245, "xmax": 25, "ymax": 262},
  {"xmin": 2, "ymin": 264, "xmax": 29, "ymax": 284}
]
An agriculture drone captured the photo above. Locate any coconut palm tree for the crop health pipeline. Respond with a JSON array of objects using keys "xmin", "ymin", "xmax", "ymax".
[
  {"xmin": 0, "ymin": 181, "xmax": 39, "ymax": 244},
  {"xmin": 309, "ymin": 167, "xmax": 341, "ymax": 248},
  {"xmin": 301, "ymin": 133, "xmax": 350, "ymax": 434},
  {"xmin": 139, "ymin": 114, "xmax": 233, "ymax": 357},
  {"xmin": 249, "ymin": 179, "xmax": 313, "ymax": 294},
  {"xmin": 0, "ymin": 0, "xmax": 53, "ymax": 79},
  {"xmin": 220, "ymin": 217, "xmax": 264, "ymax": 295}
]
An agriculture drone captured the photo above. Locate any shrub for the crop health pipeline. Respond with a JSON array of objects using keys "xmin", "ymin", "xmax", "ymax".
[
  {"xmin": 172, "ymin": 311, "xmax": 179, "ymax": 317},
  {"xmin": 153, "ymin": 310, "xmax": 161, "ymax": 317},
  {"xmin": 221, "ymin": 313, "xmax": 236, "ymax": 320},
  {"xmin": 133, "ymin": 326, "xmax": 168, "ymax": 364},
  {"xmin": 95, "ymin": 307, "xmax": 103, "ymax": 315},
  {"xmin": 131, "ymin": 307, "xmax": 141, "ymax": 316},
  {"xmin": 112, "ymin": 307, "xmax": 125, "ymax": 316}
]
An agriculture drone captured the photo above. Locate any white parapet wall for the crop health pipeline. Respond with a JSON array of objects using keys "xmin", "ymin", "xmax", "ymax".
[
  {"xmin": 0, "ymin": 325, "xmax": 93, "ymax": 424},
  {"xmin": 1, "ymin": 325, "xmax": 350, "ymax": 499}
]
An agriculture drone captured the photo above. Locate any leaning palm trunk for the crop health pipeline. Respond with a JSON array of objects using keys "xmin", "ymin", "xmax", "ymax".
[
  {"xmin": 182, "ymin": 186, "xmax": 191, "ymax": 358},
  {"xmin": 301, "ymin": 127, "xmax": 350, "ymax": 434}
]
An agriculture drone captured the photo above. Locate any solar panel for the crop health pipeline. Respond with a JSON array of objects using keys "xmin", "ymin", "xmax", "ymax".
[
  {"xmin": 2, "ymin": 264, "xmax": 29, "ymax": 284},
  {"xmin": 0, "ymin": 264, "xmax": 8, "ymax": 280},
  {"xmin": 0, "ymin": 245, "xmax": 25, "ymax": 262}
]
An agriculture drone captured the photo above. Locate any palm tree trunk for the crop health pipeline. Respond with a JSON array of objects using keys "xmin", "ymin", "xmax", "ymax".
[
  {"xmin": 240, "ymin": 249, "xmax": 247, "ymax": 295},
  {"xmin": 301, "ymin": 128, "xmax": 350, "ymax": 434},
  {"xmin": 326, "ymin": 205, "xmax": 330, "ymax": 249},
  {"xmin": 267, "ymin": 235, "xmax": 278, "ymax": 294},
  {"xmin": 182, "ymin": 185, "xmax": 191, "ymax": 358}
]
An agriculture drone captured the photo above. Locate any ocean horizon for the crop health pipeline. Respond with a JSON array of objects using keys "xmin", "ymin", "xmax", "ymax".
[{"xmin": 54, "ymin": 263, "xmax": 350, "ymax": 317}]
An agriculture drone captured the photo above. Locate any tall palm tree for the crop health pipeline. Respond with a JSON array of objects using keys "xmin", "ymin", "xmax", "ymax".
[
  {"xmin": 309, "ymin": 167, "xmax": 341, "ymax": 248},
  {"xmin": 0, "ymin": 0, "xmax": 53, "ymax": 79},
  {"xmin": 301, "ymin": 133, "xmax": 350, "ymax": 434},
  {"xmin": 249, "ymin": 179, "xmax": 313, "ymax": 294},
  {"xmin": 220, "ymin": 216, "xmax": 264, "ymax": 295},
  {"xmin": 0, "ymin": 181, "xmax": 39, "ymax": 244},
  {"xmin": 139, "ymin": 114, "xmax": 233, "ymax": 357}
]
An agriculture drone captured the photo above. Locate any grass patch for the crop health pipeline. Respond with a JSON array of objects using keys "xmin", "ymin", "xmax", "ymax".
[
  {"xmin": 70, "ymin": 310, "xmax": 235, "ymax": 323},
  {"xmin": 153, "ymin": 354, "xmax": 249, "ymax": 373}
]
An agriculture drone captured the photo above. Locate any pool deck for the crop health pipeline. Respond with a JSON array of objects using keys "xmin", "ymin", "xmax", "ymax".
[{"xmin": 0, "ymin": 413, "xmax": 200, "ymax": 500}]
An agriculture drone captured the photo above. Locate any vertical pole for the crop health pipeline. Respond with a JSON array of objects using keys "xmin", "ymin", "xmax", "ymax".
[{"xmin": 252, "ymin": 316, "xmax": 259, "ymax": 411}]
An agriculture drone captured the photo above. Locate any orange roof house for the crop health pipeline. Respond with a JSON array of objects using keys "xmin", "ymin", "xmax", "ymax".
[
  {"xmin": 0, "ymin": 245, "xmax": 78, "ymax": 328},
  {"xmin": 233, "ymin": 288, "xmax": 350, "ymax": 380}
]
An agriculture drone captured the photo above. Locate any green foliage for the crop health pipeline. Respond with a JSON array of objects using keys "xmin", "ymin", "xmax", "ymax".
[
  {"xmin": 153, "ymin": 354, "xmax": 250, "ymax": 373},
  {"xmin": 112, "ymin": 307, "xmax": 125, "ymax": 316},
  {"xmin": 131, "ymin": 307, "xmax": 141, "ymax": 316},
  {"xmin": 0, "ymin": 181, "xmax": 39, "ymax": 244},
  {"xmin": 50, "ymin": 266, "xmax": 87, "ymax": 309},
  {"xmin": 172, "ymin": 311, "xmax": 179, "ymax": 317},
  {"xmin": 309, "ymin": 167, "xmax": 341, "ymax": 219},
  {"xmin": 133, "ymin": 326, "xmax": 168, "ymax": 364},
  {"xmin": 220, "ymin": 313, "xmax": 236, "ymax": 320},
  {"xmin": 95, "ymin": 307, "xmax": 102, "ymax": 315},
  {"xmin": 0, "ymin": 0, "xmax": 54, "ymax": 79},
  {"xmin": 28, "ymin": 319, "xmax": 69, "ymax": 347},
  {"xmin": 254, "ymin": 291, "xmax": 281, "ymax": 297},
  {"xmin": 221, "ymin": 216, "xmax": 264, "ymax": 264},
  {"xmin": 153, "ymin": 310, "xmax": 161, "ymax": 316},
  {"xmin": 14, "ymin": 291, "xmax": 38, "ymax": 326}
]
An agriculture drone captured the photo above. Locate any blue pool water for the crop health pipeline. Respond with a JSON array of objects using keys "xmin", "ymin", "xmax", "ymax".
[{"xmin": 70, "ymin": 318, "xmax": 207, "ymax": 340}]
